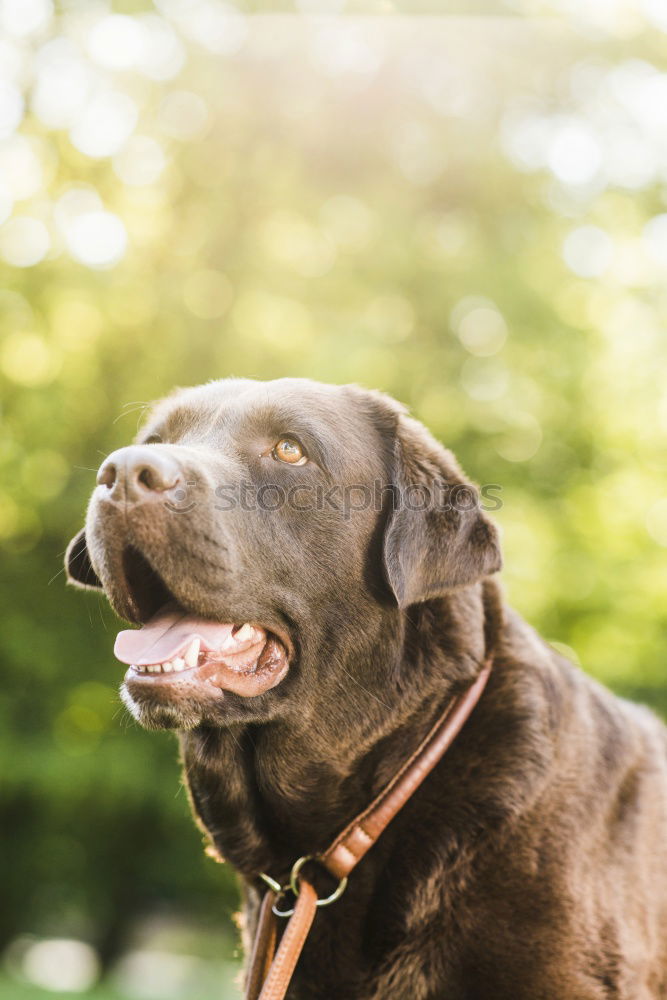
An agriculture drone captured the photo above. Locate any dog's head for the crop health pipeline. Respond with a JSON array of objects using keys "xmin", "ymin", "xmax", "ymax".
[{"xmin": 66, "ymin": 378, "xmax": 501, "ymax": 730}]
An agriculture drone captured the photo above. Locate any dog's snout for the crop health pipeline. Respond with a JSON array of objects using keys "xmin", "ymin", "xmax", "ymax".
[{"xmin": 97, "ymin": 446, "xmax": 182, "ymax": 502}]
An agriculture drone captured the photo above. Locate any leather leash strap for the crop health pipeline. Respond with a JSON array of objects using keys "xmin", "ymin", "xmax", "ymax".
[
  {"xmin": 245, "ymin": 890, "xmax": 279, "ymax": 1000},
  {"xmin": 245, "ymin": 656, "xmax": 493, "ymax": 1000}
]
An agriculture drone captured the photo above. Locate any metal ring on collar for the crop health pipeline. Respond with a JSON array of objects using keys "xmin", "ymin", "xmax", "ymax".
[
  {"xmin": 289, "ymin": 855, "xmax": 348, "ymax": 908},
  {"xmin": 259, "ymin": 871, "xmax": 282, "ymax": 894},
  {"xmin": 259, "ymin": 872, "xmax": 296, "ymax": 918},
  {"xmin": 271, "ymin": 889, "xmax": 296, "ymax": 919}
]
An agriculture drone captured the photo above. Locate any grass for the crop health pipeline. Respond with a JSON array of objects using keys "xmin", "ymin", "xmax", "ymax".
[
  {"xmin": 0, "ymin": 978, "xmax": 124, "ymax": 1000},
  {"xmin": 0, "ymin": 970, "xmax": 242, "ymax": 1000}
]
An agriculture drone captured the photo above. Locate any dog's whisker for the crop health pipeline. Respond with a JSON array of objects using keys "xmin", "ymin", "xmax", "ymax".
[
  {"xmin": 113, "ymin": 401, "xmax": 150, "ymax": 425},
  {"xmin": 48, "ymin": 566, "xmax": 66, "ymax": 586},
  {"xmin": 338, "ymin": 664, "xmax": 392, "ymax": 713},
  {"xmin": 96, "ymin": 594, "xmax": 109, "ymax": 632}
]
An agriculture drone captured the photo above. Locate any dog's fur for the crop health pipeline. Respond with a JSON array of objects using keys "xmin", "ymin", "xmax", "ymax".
[{"xmin": 66, "ymin": 378, "xmax": 667, "ymax": 999}]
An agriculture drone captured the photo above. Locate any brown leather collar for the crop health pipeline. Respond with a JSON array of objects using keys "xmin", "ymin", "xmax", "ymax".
[{"xmin": 244, "ymin": 655, "xmax": 494, "ymax": 1000}]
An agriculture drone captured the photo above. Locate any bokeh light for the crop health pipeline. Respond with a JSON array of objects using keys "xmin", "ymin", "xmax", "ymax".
[
  {"xmin": 562, "ymin": 225, "xmax": 613, "ymax": 277},
  {"xmin": 64, "ymin": 211, "xmax": 128, "ymax": 269},
  {"xmin": 22, "ymin": 938, "xmax": 100, "ymax": 994},
  {"xmin": 70, "ymin": 91, "xmax": 139, "ymax": 159},
  {"xmin": 0, "ymin": 216, "xmax": 50, "ymax": 266}
]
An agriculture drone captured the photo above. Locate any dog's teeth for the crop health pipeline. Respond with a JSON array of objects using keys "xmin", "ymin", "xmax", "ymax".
[
  {"xmin": 220, "ymin": 633, "xmax": 237, "ymax": 651},
  {"xmin": 236, "ymin": 623, "xmax": 255, "ymax": 643},
  {"xmin": 184, "ymin": 638, "xmax": 200, "ymax": 667},
  {"xmin": 149, "ymin": 664, "xmax": 159, "ymax": 673},
  {"xmin": 163, "ymin": 661, "xmax": 173, "ymax": 672},
  {"xmin": 172, "ymin": 657, "xmax": 185, "ymax": 672}
]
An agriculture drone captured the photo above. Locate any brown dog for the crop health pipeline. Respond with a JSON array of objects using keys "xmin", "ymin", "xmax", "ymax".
[{"xmin": 66, "ymin": 378, "xmax": 667, "ymax": 999}]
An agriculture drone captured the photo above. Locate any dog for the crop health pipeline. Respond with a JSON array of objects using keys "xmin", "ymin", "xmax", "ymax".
[{"xmin": 66, "ymin": 377, "xmax": 667, "ymax": 999}]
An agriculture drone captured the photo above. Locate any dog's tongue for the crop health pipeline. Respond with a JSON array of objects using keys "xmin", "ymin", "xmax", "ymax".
[{"xmin": 114, "ymin": 604, "xmax": 235, "ymax": 666}]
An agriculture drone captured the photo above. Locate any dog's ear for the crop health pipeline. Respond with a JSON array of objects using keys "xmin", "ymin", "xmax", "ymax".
[
  {"xmin": 65, "ymin": 528, "xmax": 103, "ymax": 590},
  {"xmin": 383, "ymin": 415, "xmax": 501, "ymax": 608}
]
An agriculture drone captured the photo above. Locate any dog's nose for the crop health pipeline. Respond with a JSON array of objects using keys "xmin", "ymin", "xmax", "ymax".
[{"xmin": 97, "ymin": 446, "xmax": 182, "ymax": 502}]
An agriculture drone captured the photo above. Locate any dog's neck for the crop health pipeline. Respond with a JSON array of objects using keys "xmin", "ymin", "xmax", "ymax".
[{"xmin": 179, "ymin": 582, "xmax": 502, "ymax": 879}]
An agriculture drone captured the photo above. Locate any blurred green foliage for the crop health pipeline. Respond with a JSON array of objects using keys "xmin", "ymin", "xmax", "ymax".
[{"xmin": 1, "ymin": 1, "xmax": 666, "ymax": 996}]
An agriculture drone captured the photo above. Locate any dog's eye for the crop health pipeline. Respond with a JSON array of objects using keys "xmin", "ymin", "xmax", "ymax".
[{"xmin": 272, "ymin": 437, "xmax": 307, "ymax": 466}]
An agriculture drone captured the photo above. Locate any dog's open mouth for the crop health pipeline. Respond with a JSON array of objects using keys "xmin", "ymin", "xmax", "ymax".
[{"xmin": 114, "ymin": 547, "xmax": 289, "ymax": 698}]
